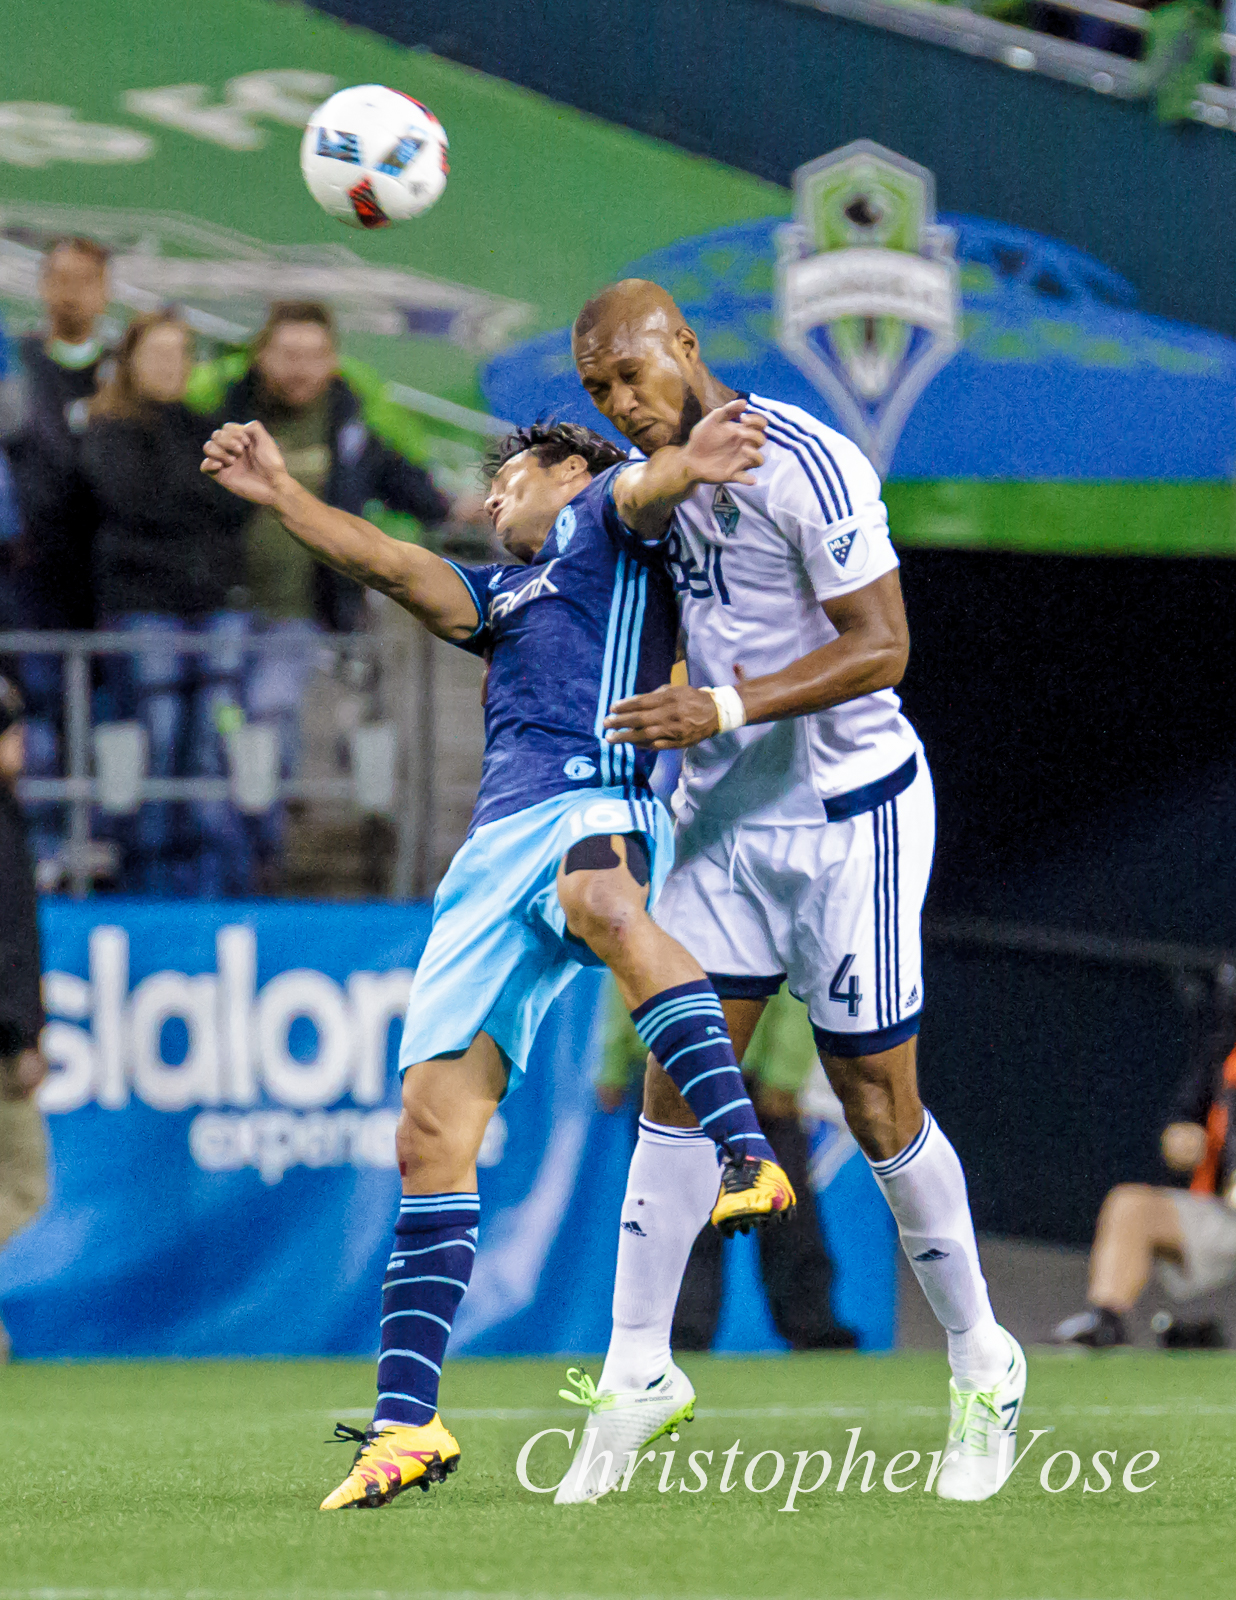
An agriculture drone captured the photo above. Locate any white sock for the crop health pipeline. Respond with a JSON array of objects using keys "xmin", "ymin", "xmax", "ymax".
[
  {"xmin": 598, "ymin": 1117, "xmax": 720, "ymax": 1393},
  {"xmin": 868, "ymin": 1109, "xmax": 1006, "ymax": 1389}
]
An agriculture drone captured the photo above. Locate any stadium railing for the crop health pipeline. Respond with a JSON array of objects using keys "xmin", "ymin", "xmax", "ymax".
[
  {"xmin": 0, "ymin": 627, "xmax": 439, "ymax": 900},
  {"xmin": 808, "ymin": 0, "xmax": 1236, "ymax": 129}
]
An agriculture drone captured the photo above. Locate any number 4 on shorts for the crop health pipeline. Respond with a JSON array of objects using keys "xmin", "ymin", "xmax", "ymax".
[{"xmin": 829, "ymin": 954, "xmax": 862, "ymax": 1017}]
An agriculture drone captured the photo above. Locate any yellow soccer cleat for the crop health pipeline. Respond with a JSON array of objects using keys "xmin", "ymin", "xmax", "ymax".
[
  {"xmin": 320, "ymin": 1416, "xmax": 461, "ymax": 1510},
  {"xmin": 710, "ymin": 1153, "xmax": 796, "ymax": 1237}
]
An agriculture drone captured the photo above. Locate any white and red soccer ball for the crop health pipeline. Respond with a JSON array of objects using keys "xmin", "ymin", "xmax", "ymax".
[{"xmin": 300, "ymin": 84, "xmax": 449, "ymax": 229}]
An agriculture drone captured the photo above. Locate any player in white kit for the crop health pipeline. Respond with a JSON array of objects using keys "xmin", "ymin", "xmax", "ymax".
[{"xmin": 553, "ymin": 280, "xmax": 1025, "ymax": 1504}]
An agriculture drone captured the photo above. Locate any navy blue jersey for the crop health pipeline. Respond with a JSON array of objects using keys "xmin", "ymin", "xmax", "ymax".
[{"xmin": 447, "ymin": 464, "xmax": 678, "ymax": 832}]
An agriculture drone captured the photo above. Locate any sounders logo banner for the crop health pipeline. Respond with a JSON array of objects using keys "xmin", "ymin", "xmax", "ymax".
[{"xmin": 775, "ymin": 140, "xmax": 960, "ymax": 475}]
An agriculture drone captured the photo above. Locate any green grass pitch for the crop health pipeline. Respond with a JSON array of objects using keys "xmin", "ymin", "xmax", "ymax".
[{"xmin": 2, "ymin": 1350, "xmax": 1231, "ymax": 1598}]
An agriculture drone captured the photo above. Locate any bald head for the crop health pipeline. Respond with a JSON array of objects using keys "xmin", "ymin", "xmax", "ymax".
[
  {"xmin": 572, "ymin": 278, "xmax": 688, "ymax": 348},
  {"xmin": 573, "ymin": 278, "xmax": 731, "ymax": 454}
]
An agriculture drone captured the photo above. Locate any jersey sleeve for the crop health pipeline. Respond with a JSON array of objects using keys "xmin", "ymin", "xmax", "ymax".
[
  {"xmin": 769, "ymin": 439, "xmax": 899, "ymax": 603},
  {"xmin": 441, "ymin": 559, "xmax": 505, "ymax": 655},
  {"xmin": 598, "ymin": 462, "xmax": 673, "ymax": 565}
]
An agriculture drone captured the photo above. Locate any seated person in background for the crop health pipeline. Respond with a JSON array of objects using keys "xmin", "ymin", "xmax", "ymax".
[
  {"xmin": 598, "ymin": 982, "xmax": 856, "ymax": 1350},
  {"xmin": 189, "ymin": 300, "xmax": 474, "ymax": 882},
  {"xmin": 80, "ymin": 310, "xmax": 249, "ymax": 896},
  {"xmin": 1054, "ymin": 1008, "xmax": 1236, "ymax": 1348}
]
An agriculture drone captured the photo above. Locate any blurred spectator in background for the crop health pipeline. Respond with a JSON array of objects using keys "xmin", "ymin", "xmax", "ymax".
[
  {"xmin": 0, "ymin": 311, "xmax": 22, "ymax": 616},
  {"xmin": 598, "ymin": 984, "xmax": 857, "ymax": 1350},
  {"xmin": 1054, "ymin": 978, "xmax": 1236, "ymax": 1349},
  {"xmin": 0, "ymin": 238, "xmax": 113, "ymax": 868},
  {"xmin": 187, "ymin": 300, "xmax": 466, "ymax": 882},
  {"xmin": 0, "ymin": 673, "xmax": 48, "ymax": 1360},
  {"xmin": 79, "ymin": 311, "xmax": 249, "ymax": 896}
]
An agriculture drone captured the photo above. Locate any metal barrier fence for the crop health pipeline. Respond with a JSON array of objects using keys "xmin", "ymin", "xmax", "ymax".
[
  {"xmin": 0, "ymin": 627, "xmax": 438, "ymax": 900},
  {"xmin": 810, "ymin": 0, "xmax": 1236, "ymax": 128}
]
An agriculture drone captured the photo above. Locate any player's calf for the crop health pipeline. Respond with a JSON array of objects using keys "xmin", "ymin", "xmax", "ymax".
[
  {"xmin": 322, "ymin": 1040, "xmax": 504, "ymax": 1510},
  {"xmin": 557, "ymin": 839, "xmax": 794, "ymax": 1230}
]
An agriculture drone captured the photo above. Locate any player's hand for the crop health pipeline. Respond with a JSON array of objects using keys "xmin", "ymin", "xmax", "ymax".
[
  {"xmin": 595, "ymin": 1083, "xmax": 628, "ymax": 1114},
  {"xmin": 605, "ymin": 683, "xmax": 725, "ymax": 749},
  {"xmin": 680, "ymin": 397, "xmax": 766, "ymax": 487},
  {"xmin": 201, "ymin": 420, "xmax": 289, "ymax": 506}
]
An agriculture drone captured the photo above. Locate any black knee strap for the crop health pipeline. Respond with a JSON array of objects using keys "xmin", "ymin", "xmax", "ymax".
[{"xmin": 563, "ymin": 831, "xmax": 650, "ymax": 886}]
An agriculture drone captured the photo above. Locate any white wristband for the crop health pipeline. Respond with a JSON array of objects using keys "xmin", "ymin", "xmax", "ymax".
[{"xmin": 703, "ymin": 684, "xmax": 746, "ymax": 734}]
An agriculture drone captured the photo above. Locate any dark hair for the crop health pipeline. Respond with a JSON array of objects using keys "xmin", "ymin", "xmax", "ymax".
[
  {"xmin": 483, "ymin": 419, "xmax": 626, "ymax": 481},
  {"xmin": 252, "ymin": 300, "xmax": 337, "ymax": 353},
  {"xmin": 43, "ymin": 235, "xmax": 111, "ymax": 273},
  {"xmin": 88, "ymin": 310, "xmax": 191, "ymax": 422}
]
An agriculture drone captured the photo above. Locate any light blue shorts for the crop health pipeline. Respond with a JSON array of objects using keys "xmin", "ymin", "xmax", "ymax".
[{"xmin": 398, "ymin": 788, "xmax": 674, "ymax": 1090}]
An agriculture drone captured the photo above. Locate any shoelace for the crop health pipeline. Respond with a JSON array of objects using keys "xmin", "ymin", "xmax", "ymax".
[
  {"xmin": 559, "ymin": 1368, "xmax": 599, "ymax": 1408},
  {"xmin": 559, "ymin": 1368, "xmax": 614, "ymax": 1413},
  {"xmin": 948, "ymin": 1387, "xmax": 997, "ymax": 1452},
  {"xmin": 328, "ymin": 1420, "xmax": 394, "ymax": 1465},
  {"xmin": 719, "ymin": 1154, "xmax": 761, "ymax": 1193}
]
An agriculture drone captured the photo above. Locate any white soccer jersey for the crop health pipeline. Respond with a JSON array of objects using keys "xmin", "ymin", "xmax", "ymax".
[{"xmin": 666, "ymin": 393, "xmax": 920, "ymax": 833}]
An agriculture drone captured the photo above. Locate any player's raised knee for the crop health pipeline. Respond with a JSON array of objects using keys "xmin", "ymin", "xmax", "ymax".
[{"xmin": 560, "ymin": 868, "xmax": 645, "ymax": 955}]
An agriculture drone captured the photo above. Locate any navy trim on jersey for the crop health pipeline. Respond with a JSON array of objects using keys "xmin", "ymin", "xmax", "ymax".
[
  {"xmin": 871, "ymin": 797, "xmax": 904, "ymax": 1031},
  {"xmin": 756, "ymin": 416, "xmax": 843, "ymax": 525},
  {"xmin": 442, "ymin": 558, "xmax": 491, "ymax": 643},
  {"xmin": 812, "ymin": 1012, "xmax": 921, "ymax": 1060},
  {"xmin": 892, "ymin": 794, "xmax": 902, "ymax": 1028},
  {"xmin": 824, "ymin": 753, "xmax": 917, "ymax": 821},
  {"xmin": 708, "ymin": 972, "xmax": 787, "ymax": 1000},
  {"xmin": 873, "ymin": 801, "xmax": 889, "ymax": 1030},
  {"xmin": 753, "ymin": 398, "xmax": 854, "ymax": 519}
]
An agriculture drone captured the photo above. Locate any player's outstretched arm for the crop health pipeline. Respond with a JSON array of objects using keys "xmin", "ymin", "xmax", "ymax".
[
  {"xmin": 201, "ymin": 421, "xmax": 480, "ymax": 641},
  {"xmin": 612, "ymin": 399, "xmax": 766, "ymax": 538}
]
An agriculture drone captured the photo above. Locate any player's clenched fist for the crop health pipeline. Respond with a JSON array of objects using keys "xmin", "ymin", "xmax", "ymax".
[{"xmin": 201, "ymin": 419, "xmax": 290, "ymax": 506}]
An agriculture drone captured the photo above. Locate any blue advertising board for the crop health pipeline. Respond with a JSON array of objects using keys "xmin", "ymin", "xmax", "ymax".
[{"xmin": 0, "ymin": 899, "xmax": 896, "ymax": 1360}]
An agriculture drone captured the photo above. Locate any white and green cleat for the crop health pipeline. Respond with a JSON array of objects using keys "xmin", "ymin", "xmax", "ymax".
[
  {"xmin": 553, "ymin": 1364, "xmax": 696, "ymax": 1504},
  {"xmin": 936, "ymin": 1328, "xmax": 1028, "ymax": 1502}
]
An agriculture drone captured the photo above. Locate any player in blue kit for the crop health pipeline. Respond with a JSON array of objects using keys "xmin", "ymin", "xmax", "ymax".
[{"xmin": 201, "ymin": 407, "xmax": 795, "ymax": 1508}]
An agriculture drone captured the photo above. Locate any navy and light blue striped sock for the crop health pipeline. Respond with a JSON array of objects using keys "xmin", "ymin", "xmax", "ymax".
[
  {"xmin": 630, "ymin": 980, "xmax": 776, "ymax": 1163},
  {"xmin": 373, "ymin": 1192, "xmax": 479, "ymax": 1428}
]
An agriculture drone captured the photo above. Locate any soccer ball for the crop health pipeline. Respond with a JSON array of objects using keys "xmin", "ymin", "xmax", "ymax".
[{"xmin": 300, "ymin": 85, "xmax": 449, "ymax": 229}]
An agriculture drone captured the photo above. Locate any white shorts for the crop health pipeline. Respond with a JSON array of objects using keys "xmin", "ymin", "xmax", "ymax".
[
  {"xmin": 1158, "ymin": 1191, "xmax": 1236, "ymax": 1300},
  {"xmin": 654, "ymin": 752, "xmax": 934, "ymax": 1056}
]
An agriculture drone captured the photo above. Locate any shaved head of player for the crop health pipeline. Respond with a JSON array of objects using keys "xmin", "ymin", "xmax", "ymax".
[
  {"xmin": 556, "ymin": 278, "xmax": 1027, "ymax": 1509},
  {"xmin": 572, "ymin": 278, "xmax": 734, "ymax": 456}
]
